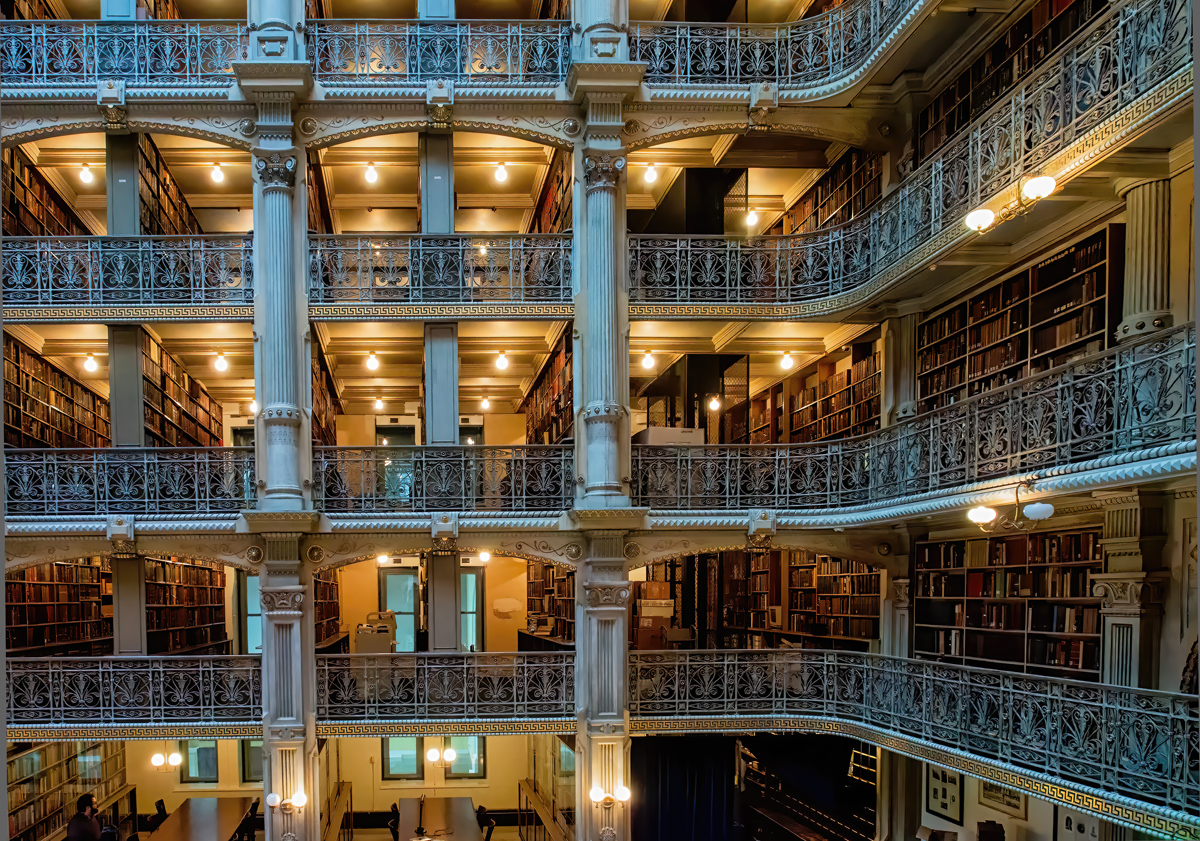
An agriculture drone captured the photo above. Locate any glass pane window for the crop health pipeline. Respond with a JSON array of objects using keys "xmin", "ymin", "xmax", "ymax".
[
  {"xmin": 179, "ymin": 739, "xmax": 218, "ymax": 783},
  {"xmin": 382, "ymin": 737, "xmax": 424, "ymax": 779},
  {"xmin": 460, "ymin": 568, "xmax": 483, "ymax": 652},
  {"xmin": 381, "ymin": 568, "xmax": 419, "ymax": 652},
  {"xmin": 446, "ymin": 736, "xmax": 485, "ymax": 779},
  {"xmin": 245, "ymin": 574, "xmax": 262, "ymax": 654},
  {"xmin": 241, "ymin": 739, "xmax": 263, "ymax": 783}
]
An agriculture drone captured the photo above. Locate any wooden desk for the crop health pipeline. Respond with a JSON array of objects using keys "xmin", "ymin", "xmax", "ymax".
[
  {"xmin": 153, "ymin": 797, "xmax": 255, "ymax": 841},
  {"xmin": 395, "ymin": 796, "xmax": 481, "ymax": 840}
]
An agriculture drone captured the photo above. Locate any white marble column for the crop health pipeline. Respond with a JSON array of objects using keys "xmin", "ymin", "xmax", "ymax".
[
  {"xmin": 880, "ymin": 314, "xmax": 917, "ymax": 425},
  {"xmin": 1117, "ymin": 179, "xmax": 1173, "ymax": 340}
]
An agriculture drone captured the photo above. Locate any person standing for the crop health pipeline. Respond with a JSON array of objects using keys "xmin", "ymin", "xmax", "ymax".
[{"xmin": 66, "ymin": 793, "xmax": 102, "ymax": 841}]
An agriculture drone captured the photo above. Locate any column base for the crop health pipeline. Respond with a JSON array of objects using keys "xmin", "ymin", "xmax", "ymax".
[{"xmin": 1116, "ymin": 311, "xmax": 1173, "ymax": 340}]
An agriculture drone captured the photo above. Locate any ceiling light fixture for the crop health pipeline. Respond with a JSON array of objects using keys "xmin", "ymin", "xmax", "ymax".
[
  {"xmin": 479, "ymin": 551, "xmax": 490, "ymax": 562},
  {"xmin": 746, "ymin": 209, "xmax": 759, "ymax": 225},
  {"xmin": 964, "ymin": 208, "xmax": 995, "ymax": 232},
  {"xmin": 214, "ymin": 352, "xmax": 228, "ymax": 371},
  {"xmin": 79, "ymin": 163, "xmax": 94, "ymax": 183},
  {"xmin": 496, "ymin": 351, "xmax": 509, "ymax": 370},
  {"xmin": 211, "ymin": 163, "xmax": 224, "ymax": 183},
  {"xmin": 375, "ymin": 398, "xmax": 384, "ymax": 410},
  {"xmin": 781, "ymin": 352, "xmax": 794, "ymax": 370},
  {"xmin": 366, "ymin": 352, "xmax": 380, "ymax": 370},
  {"xmin": 642, "ymin": 350, "xmax": 655, "ymax": 369},
  {"xmin": 84, "ymin": 353, "xmax": 98, "ymax": 372},
  {"xmin": 1021, "ymin": 174, "xmax": 1057, "ymax": 201},
  {"xmin": 494, "ymin": 163, "xmax": 508, "ymax": 182},
  {"xmin": 644, "ymin": 164, "xmax": 658, "ymax": 184},
  {"xmin": 378, "ymin": 554, "xmax": 389, "ymax": 565},
  {"xmin": 708, "ymin": 396, "xmax": 721, "ymax": 411},
  {"xmin": 481, "ymin": 396, "xmax": 490, "ymax": 409},
  {"xmin": 365, "ymin": 162, "xmax": 378, "ymax": 184},
  {"xmin": 249, "ymin": 399, "xmax": 258, "ymax": 414}
]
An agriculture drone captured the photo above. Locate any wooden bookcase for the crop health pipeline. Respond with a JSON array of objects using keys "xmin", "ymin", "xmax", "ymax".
[
  {"xmin": 1, "ymin": 147, "xmax": 91, "ymax": 237},
  {"xmin": 1, "ymin": 0, "xmax": 64, "ymax": 19},
  {"xmin": 916, "ymin": 0, "xmax": 1106, "ymax": 164},
  {"xmin": 4, "ymin": 334, "xmax": 111, "ymax": 449},
  {"xmin": 307, "ymin": 149, "xmax": 335, "ymax": 235},
  {"xmin": 145, "ymin": 556, "xmax": 230, "ymax": 654},
  {"xmin": 748, "ymin": 551, "xmax": 776, "ymax": 629},
  {"xmin": 314, "ymin": 566, "xmax": 344, "ymax": 651},
  {"xmin": 138, "ymin": 134, "xmax": 203, "ymax": 237},
  {"xmin": 532, "ymin": 148, "xmax": 573, "ymax": 234},
  {"xmin": 523, "ymin": 560, "xmax": 576, "ymax": 646},
  {"xmin": 917, "ymin": 225, "xmax": 1124, "ymax": 413},
  {"xmin": 5, "ymin": 558, "xmax": 113, "ymax": 655},
  {"xmin": 521, "ymin": 329, "xmax": 573, "ymax": 445},
  {"xmin": 8, "ymin": 741, "xmax": 136, "ymax": 841},
  {"xmin": 783, "ymin": 149, "xmax": 882, "ymax": 235},
  {"xmin": 141, "ymin": 328, "xmax": 224, "ymax": 448},
  {"xmin": 312, "ymin": 342, "xmax": 341, "ymax": 447},
  {"xmin": 913, "ymin": 527, "xmax": 1104, "ymax": 679}
]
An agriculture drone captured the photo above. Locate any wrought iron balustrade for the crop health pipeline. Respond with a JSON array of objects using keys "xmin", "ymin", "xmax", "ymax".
[
  {"xmin": 631, "ymin": 0, "xmax": 919, "ymax": 87},
  {"xmin": 313, "ymin": 445, "xmax": 573, "ymax": 513},
  {"xmin": 5, "ymin": 447, "xmax": 256, "ymax": 517},
  {"xmin": 7, "ymin": 655, "xmax": 262, "ymax": 728},
  {"xmin": 628, "ymin": 0, "xmax": 1190, "ymax": 310},
  {"xmin": 0, "ymin": 20, "xmax": 247, "ymax": 89},
  {"xmin": 629, "ymin": 650, "xmax": 1199, "ymax": 821},
  {"xmin": 307, "ymin": 20, "xmax": 571, "ymax": 88},
  {"xmin": 316, "ymin": 652, "xmax": 574, "ymax": 721},
  {"xmin": 308, "ymin": 235, "xmax": 572, "ymax": 304},
  {"xmin": 2, "ymin": 236, "xmax": 252, "ymax": 307},
  {"xmin": 632, "ymin": 324, "xmax": 1195, "ymax": 510}
]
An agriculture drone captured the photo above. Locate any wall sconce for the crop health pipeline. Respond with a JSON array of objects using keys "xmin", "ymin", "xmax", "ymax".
[
  {"xmin": 967, "ymin": 479, "xmax": 1054, "ymax": 533},
  {"xmin": 265, "ymin": 791, "xmax": 306, "ymax": 814},
  {"xmin": 426, "ymin": 746, "xmax": 457, "ymax": 769},
  {"xmin": 589, "ymin": 785, "xmax": 631, "ymax": 809},
  {"xmin": 150, "ymin": 750, "xmax": 182, "ymax": 772}
]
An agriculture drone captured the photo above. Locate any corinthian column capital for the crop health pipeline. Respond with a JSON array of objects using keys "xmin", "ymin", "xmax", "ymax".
[
  {"xmin": 585, "ymin": 154, "xmax": 625, "ymax": 193},
  {"xmin": 254, "ymin": 149, "xmax": 299, "ymax": 191}
]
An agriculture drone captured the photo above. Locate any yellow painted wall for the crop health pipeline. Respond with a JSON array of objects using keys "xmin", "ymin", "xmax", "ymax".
[
  {"xmin": 483, "ymin": 413, "xmax": 526, "ymax": 446},
  {"xmin": 124, "ymin": 740, "xmax": 262, "ymax": 813}
]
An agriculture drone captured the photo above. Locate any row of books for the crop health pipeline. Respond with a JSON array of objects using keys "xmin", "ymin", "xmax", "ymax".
[
  {"xmin": 817, "ymin": 575, "xmax": 880, "ymax": 595},
  {"xmin": 919, "ymin": 332, "xmax": 967, "ymax": 373},
  {"xmin": 146, "ymin": 559, "xmax": 224, "ymax": 584},
  {"xmin": 818, "ymin": 595, "xmax": 879, "ymax": 616},
  {"xmin": 918, "ymin": 363, "xmax": 966, "ymax": 399},
  {"xmin": 1031, "ymin": 304, "xmax": 1100, "ymax": 356},
  {"xmin": 146, "ymin": 606, "xmax": 224, "ymax": 630},
  {"xmin": 1030, "ymin": 637, "xmax": 1099, "ymax": 670}
]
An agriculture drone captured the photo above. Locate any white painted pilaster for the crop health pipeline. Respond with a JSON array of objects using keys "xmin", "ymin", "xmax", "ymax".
[{"xmin": 1118, "ymin": 179, "xmax": 1173, "ymax": 340}]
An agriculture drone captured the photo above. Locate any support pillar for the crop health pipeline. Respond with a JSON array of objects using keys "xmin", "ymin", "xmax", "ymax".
[
  {"xmin": 880, "ymin": 314, "xmax": 917, "ymax": 425},
  {"xmin": 418, "ymin": 133, "xmax": 455, "ymax": 233},
  {"xmin": 427, "ymin": 547, "xmax": 462, "ymax": 652},
  {"xmin": 575, "ymin": 535, "xmax": 632, "ymax": 841},
  {"xmin": 105, "ymin": 134, "xmax": 140, "ymax": 234},
  {"xmin": 110, "ymin": 553, "xmax": 147, "ymax": 655},
  {"xmin": 1117, "ymin": 179, "xmax": 1173, "ymax": 340},
  {"xmin": 880, "ymin": 576, "xmax": 910, "ymax": 659},
  {"xmin": 107, "ymin": 326, "xmax": 146, "ymax": 446},
  {"xmin": 875, "ymin": 750, "xmax": 921, "ymax": 841},
  {"xmin": 423, "ymin": 324, "xmax": 460, "ymax": 446}
]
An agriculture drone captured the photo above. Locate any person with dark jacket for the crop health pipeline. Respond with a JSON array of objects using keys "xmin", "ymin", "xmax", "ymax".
[{"xmin": 66, "ymin": 793, "xmax": 102, "ymax": 841}]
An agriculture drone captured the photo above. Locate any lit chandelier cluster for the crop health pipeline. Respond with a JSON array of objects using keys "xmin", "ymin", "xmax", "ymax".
[{"xmin": 964, "ymin": 175, "xmax": 1057, "ymax": 233}]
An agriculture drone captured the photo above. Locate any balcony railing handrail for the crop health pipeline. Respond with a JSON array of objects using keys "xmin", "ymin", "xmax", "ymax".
[{"xmin": 628, "ymin": 649, "xmax": 1200, "ymax": 822}]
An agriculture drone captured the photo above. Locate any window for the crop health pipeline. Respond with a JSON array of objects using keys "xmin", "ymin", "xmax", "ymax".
[
  {"xmin": 243, "ymin": 574, "xmax": 262, "ymax": 654},
  {"xmin": 382, "ymin": 737, "xmax": 424, "ymax": 780},
  {"xmin": 179, "ymin": 740, "xmax": 218, "ymax": 783},
  {"xmin": 240, "ymin": 739, "xmax": 263, "ymax": 783},
  {"xmin": 445, "ymin": 736, "xmax": 485, "ymax": 779},
  {"xmin": 380, "ymin": 568, "xmax": 419, "ymax": 652},
  {"xmin": 460, "ymin": 568, "xmax": 484, "ymax": 652}
]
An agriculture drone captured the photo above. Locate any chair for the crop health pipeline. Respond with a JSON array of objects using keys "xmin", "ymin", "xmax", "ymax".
[
  {"xmin": 483, "ymin": 819, "xmax": 496, "ymax": 841},
  {"xmin": 475, "ymin": 805, "xmax": 489, "ymax": 829},
  {"xmin": 236, "ymin": 798, "xmax": 260, "ymax": 841},
  {"xmin": 386, "ymin": 802, "xmax": 400, "ymax": 841},
  {"xmin": 147, "ymin": 800, "xmax": 168, "ymax": 834}
]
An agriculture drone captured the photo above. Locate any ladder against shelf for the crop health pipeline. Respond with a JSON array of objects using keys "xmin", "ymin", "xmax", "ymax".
[{"xmin": 913, "ymin": 528, "xmax": 1104, "ymax": 678}]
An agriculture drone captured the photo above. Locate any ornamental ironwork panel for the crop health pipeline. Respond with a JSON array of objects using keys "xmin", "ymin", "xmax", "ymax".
[
  {"xmin": 316, "ymin": 653, "xmax": 574, "ymax": 720},
  {"xmin": 0, "ymin": 20, "xmax": 247, "ymax": 88},
  {"xmin": 307, "ymin": 21, "xmax": 571, "ymax": 87},
  {"xmin": 628, "ymin": 650, "xmax": 1200, "ymax": 818},
  {"xmin": 631, "ymin": 0, "xmax": 916, "ymax": 86},
  {"xmin": 628, "ymin": 0, "xmax": 1191, "ymax": 306},
  {"xmin": 7, "ymin": 656, "xmax": 262, "ymax": 726},
  {"xmin": 631, "ymin": 324, "xmax": 1195, "ymax": 510},
  {"xmin": 4, "ymin": 448, "xmax": 256, "ymax": 516},
  {"xmin": 313, "ymin": 445, "xmax": 574, "ymax": 512},
  {"xmin": 2, "ymin": 236, "xmax": 252, "ymax": 307},
  {"xmin": 308, "ymin": 235, "xmax": 572, "ymax": 304}
]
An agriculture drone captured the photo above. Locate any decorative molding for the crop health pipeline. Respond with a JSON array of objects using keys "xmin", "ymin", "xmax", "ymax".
[
  {"xmin": 260, "ymin": 587, "xmax": 305, "ymax": 613},
  {"xmin": 585, "ymin": 584, "xmax": 631, "ymax": 607},
  {"xmin": 892, "ymin": 578, "xmax": 910, "ymax": 610},
  {"xmin": 253, "ymin": 150, "xmax": 298, "ymax": 189},
  {"xmin": 314, "ymin": 720, "xmax": 575, "ymax": 736},
  {"xmin": 584, "ymin": 154, "xmax": 625, "ymax": 192}
]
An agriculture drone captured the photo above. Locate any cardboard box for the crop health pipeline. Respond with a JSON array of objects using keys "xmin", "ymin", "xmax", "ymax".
[
  {"xmin": 639, "ymin": 581, "xmax": 670, "ymax": 600},
  {"xmin": 637, "ymin": 599, "xmax": 674, "ymax": 617},
  {"xmin": 631, "ymin": 426, "xmax": 705, "ymax": 445}
]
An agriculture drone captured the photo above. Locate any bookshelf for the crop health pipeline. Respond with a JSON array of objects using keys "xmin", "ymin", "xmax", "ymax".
[
  {"xmin": 916, "ymin": 0, "xmax": 1106, "ymax": 164},
  {"xmin": 4, "ymin": 334, "xmax": 111, "ymax": 449},
  {"xmin": 1, "ymin": 147, "xmax": 92, "ymax": 237},
  {"xmin": 141, "ymin": 328, "xmax": 224, "ymax": 448},
  {"xmin": 913, "ymin": 528, "xmax": 1104, "ymax": 679},
  {"xmin": 8, "ymin": 741, "xmax": 136, "ymax": 841},
  {"xmin": 532, "ymin": 148, "xmax": 573, "ymax": 234},
  {"xmin": 521, "ymin": 330, "xmax": 574, "ymax": 445},
  {"xmin": 917, "ymin": 225, "xmax": 1124, "ymax": 413},
  {"xmin": 145, "ymin": 556, "xmax": 230, "ymax": 655},
  {"xmin": 314, "ymin": 566, "xmax": 344, "ymax": 650},
  {"xmin": 312, "ymin": 342, "xmax": 341, "ymax": 447},
  {"xmin": 523, "ymin": 560, "xmax": 576, "ymax": 646},
  {"xmin": 748, "ymin": 551, "xmax": 776, "ymax": 629},
  {"xmin": 6, "ymin": 558, "xmax": 113, "ymax": 655},
  {"xmin": 783, "ymin": 149, "xmax": 882, "ymax": 235},
  {"xmin": 138, "ymin": 134, "xmax": 203, "ymax": 237},
  {"xmin": 1, "ymin": 0, "xmax": 63, "ymax": 19}
]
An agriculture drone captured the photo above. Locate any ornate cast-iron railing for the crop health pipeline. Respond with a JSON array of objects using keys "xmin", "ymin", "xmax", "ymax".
[
  {"xmin": 313, "ymin": 446, "xmax": 574, "ymax": 513},
  {"xmin": 0, "ymin": 20, "xmax": 247, "ymax": 89},
  {"xmin": 632, "ymin": 325, "xmax": 1195, "ymax": 510},
  {"xmin": 308, "ymin": 235, "xmax": 572, "ymax": 304},
  {"xmin": 307, "ymin": 21, "xmax": 571, "ymax": 87},
  {"xmin": 4, "ymin": 448, "xmax": 257, "ymax": 517},
  {"xmin": 2, "ymin": 236, "xmax": 252, "ymax": 307},
  {"xmin": 628, "ymin": 650, "xmax": 1200, "ymax": 821},
  {"xmin": 631, "ymin": 0, "xmax": 919, "ymax": 86},
  {"xmin": 7, "ymin": 656, "xmax": 262, "ymax": 727},
  {"xmin": 316, "ymin": 653, "xmax": 574, "ymax": 721},
  {"xmin": 628, "ymin": 0, "xmax": 1190, "ymax": 308}
]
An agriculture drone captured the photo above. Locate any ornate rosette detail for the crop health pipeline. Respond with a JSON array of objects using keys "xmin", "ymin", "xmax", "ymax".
[
  {"xmin": 305, "ymin": 545, "xmax": 325, "ymax": 564},
  {"xmin": 246, "ymin": 546, "xmax": 265, "ymax": 564}
]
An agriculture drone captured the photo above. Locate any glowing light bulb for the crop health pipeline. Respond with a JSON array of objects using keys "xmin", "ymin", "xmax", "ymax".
[
  {"xmin": 964, "ymin": 208, "xmax": 995, "ymax": 232},
  {"xmin": 496, "ymin": 351, "xmax": 509, "ymax": 370},
  {"xmin": 366, "ymin": 352, "xmax": 380, "ymax": 370},
  {"xmin": 479, "ymin": 551, "xmax": 490, "ymax": 562},
  {"xmin": 746, "ymin": 209, "xmax": 759, "ymax": 225},
  {"xmin": 644, "ymin": 164, "xmax": 658, "ymax": 184},
  {"xmin": 709, "ymin": 396, "xmax": 721, "ymax": 411},
  {"xmin": 84, "ymin": 353, "xmax": 98, "ymax": 372},
  {"xmin": 382, "ymin": 438, "xmax": 388, "ymax": 445},
  {"xmin": 168, "ymin": 753, "xmax": 182, "ymax": 767},
  {"xmin": 151, "ymin": 753, "xmax": 165, "ymax": 767},
  {"xmin": 479, "ymin": 245, "xmax": 488, "ymax": 256},
  {"xmin": 967, "ymin": 506, "xmax": 997, "ymax": 524},
  {"xmin": 1021, "ymin": 175, "xmax": 1056, "ymax": 201},
  {"xmin": 615, "ymin": 785, "xmax": 631, "ymax": 802},
  {"xmin": 1023, "ymin": 502, "xmax": 1055, "ymax": 521},
  {"xmin": 249, "ymin": 399, "xmax": 258, "ymax": 414},
  {"xmin": 466, "ymin": 437, "xmax": 475, "ymax": 445},
  {"xmin": 443, "ymin": 748, "xmax": 457, "ymax": 763},
  {"xmin": 375, "ymin": 398, "xmax": 384, "ymax": 410},
  {"xmin": 642, "ymin": 351, "xmax": 655, "ymax": 369},
  {"xmin": 214, "ymin": 352, "xmax": 228, "ymax": 371},
  {"xmin": 590, "ymin": 786, "xmax": 605, "ymax": 804},
  {"xmin": 266, "ymin": 793, "xmax": 281, "ymax": 809},
  {"xmin": 211, "ymin": 163, "xmax": 224, "ymax": 183},
  {"xmin": 781, "ymin": 352, "xmax": 793, "ymax": 370},
  {"xmin": 482, "ymin": 397, "xmax": 490, "ymax": 409},
  {"xmin": 378, "ymin": 554, "xmax": 389, "ymax": 566},
  {"xmin": 494, "ymin": 163, "xmax": 508, "ymax": 182},
  {"xmin": 79, "ymin": 163, "xmax": 94, "ymax": 183},
  {"xmin": 365, "ymin": 163, "xmax": 378, "ymax": 184},
  {"xmin": 291, "ymin": 792, "xmax": 307, "ymax": 810},
  {"xmin": 427, "ymin": 748, "xmax": 441, "ymax": 762}
]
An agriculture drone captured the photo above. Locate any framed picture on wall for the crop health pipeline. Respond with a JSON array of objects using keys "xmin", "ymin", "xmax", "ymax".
[
  {"xmin": 926, "ymin": 764, "xmax": 964, "ymax": 825},
  {"xmin": 978, "ymin": 781, "xmax": 1027, "ymax": 820},
  {"xmin": 1053, "ymin": 806, "xmax": 1102, "ymax": 841}
]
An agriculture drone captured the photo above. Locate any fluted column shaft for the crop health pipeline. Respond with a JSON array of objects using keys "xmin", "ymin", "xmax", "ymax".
[{"xmin": 1118, "ymin": 179, "xmax": 1173, "ymax": 340}]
